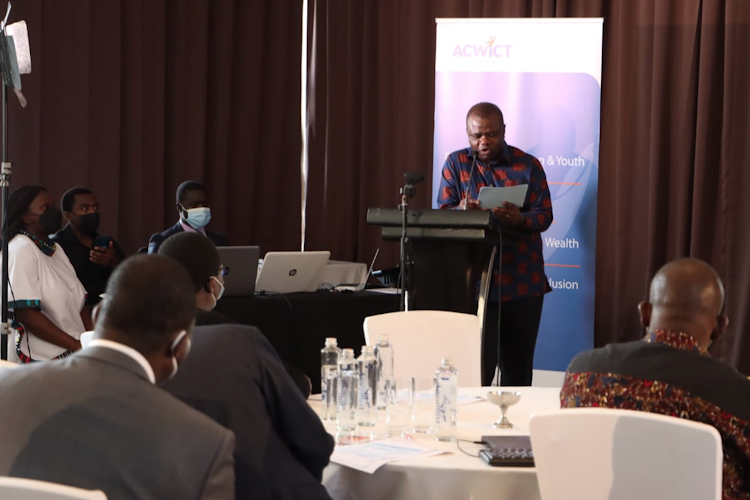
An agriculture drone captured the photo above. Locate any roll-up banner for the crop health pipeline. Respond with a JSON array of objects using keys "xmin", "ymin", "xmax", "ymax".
[{"xmin": 433, "ymin": 19, "xmax": 603, "ymax": 371}]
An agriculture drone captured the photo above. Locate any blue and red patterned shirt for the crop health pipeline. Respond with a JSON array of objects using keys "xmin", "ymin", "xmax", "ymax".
[
  {"xmin": 562, "ymin": 330, "xmax": 750, "ymax": 500},
  {"xmin": 437, "ymin": 144, "xmax": 553, "ymax": 302}
]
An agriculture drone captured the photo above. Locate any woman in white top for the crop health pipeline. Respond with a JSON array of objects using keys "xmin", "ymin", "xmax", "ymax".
[{"xmin": 4, "ymin": 185, "xmax": 93, "ymax": 362}]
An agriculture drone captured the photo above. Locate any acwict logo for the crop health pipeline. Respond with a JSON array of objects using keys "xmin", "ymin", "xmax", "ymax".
[{"xmin": 452, "ymin": 36, "xmax": 513, "ymax": 58}]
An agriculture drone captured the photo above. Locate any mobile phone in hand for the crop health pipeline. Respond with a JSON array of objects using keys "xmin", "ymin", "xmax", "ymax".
[{"xmin": 94, "ymin": 236, "xmax": 113, "ymax": 249}]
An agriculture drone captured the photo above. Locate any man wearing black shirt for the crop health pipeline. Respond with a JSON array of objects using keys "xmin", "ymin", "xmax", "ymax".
[{"xmin": 51, "ymin": 187, "xmax": 125, "ymax": 307}]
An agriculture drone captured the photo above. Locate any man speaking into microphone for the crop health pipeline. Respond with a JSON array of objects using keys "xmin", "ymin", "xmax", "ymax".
[{"xmin": 437, "ymin": 102, "xmax": 553, "ymax": 387}]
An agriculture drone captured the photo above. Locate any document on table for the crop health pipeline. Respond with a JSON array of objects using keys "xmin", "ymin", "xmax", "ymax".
[
  {"xmin": 330, "ymin": 437, "xmax": 445, "ymax": 474},
  {"xmin": 477, "ymin": 184, "xmax": 528, "ymax": 209},
  {"xmin": 458, "ymin": 395, "xmax": 484, "ymax": 406}
]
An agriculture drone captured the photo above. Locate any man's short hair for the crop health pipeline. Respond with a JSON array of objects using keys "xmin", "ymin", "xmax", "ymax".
[
  {"xmin": 176, "ymin": 181, "xmax": 206, "ymax": 204},
  {"xmin": 98, "ymin": 255, "xmax": 196, "ymax": 352},
  {"xmin": 158, "ymin": 232, "xmax": 221, "ymax": 293},
  {"xmin": 61, "ymin": 186, "xmax": 93, "ymax": 213},
  {"xmin": 466, "ymin": 102, "xmax": 504, "ymax": 125}
]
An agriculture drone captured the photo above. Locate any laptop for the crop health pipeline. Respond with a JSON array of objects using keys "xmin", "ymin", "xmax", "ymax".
[
  {"xmin": 216, "ymin": 246, "xmax": 261, "ymax": 297},
  {"xmin": 317, "ymin": 249, "xmax": 380, "ymax": 292},
  {"xmin": 255, "ymin": 251, "xmax": 331, "ymax": 293},
  {"xmin": 316, "ymin": 261, "xmax": 367, "ymax": 289}
]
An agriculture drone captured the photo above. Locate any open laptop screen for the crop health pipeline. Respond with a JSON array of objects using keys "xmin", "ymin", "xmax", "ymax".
[
  {"xmin": 256, "ymin": 251, "xmax": 331, "ymax": 293},
  {"xmin": 216, "ymin": 246, "xmax": 261, "ymax": 297}
]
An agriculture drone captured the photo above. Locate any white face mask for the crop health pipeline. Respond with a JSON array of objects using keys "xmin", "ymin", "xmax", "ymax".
[
  {"xmin": 180, "ymin": 206, "xmax": 212, "ymax": 230},
  {"xmin": 168, "ymin": 330, "xmax": 189, "ymax": 380},
  {"xmin": 210, "ymin": 276, "xmax": 225, "ymax": 308}
]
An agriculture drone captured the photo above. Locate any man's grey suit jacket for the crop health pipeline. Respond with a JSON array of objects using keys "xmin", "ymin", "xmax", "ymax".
[{"xmin": 0, "ymin": 346, "xmax": 235, "ymax": 500}]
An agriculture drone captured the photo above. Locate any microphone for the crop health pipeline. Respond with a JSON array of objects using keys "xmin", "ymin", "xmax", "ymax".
[{"xmin": 464, "ymin": 151, "xmax": 478, "ymax": 210}]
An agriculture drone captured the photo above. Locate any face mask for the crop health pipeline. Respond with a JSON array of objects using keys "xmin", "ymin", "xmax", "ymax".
[
  {"xmin": 75, "ymin": 212, "xmax": 100, "ymax": 235},
  {"xmin": 168, "ymin": 330, "xmax": 189, "ymax": 380},
  {"xmin": 35, "ymin": 207, "xmax": 63, "ymax": 234},
  {"xmin": 181, "ymin": 206, "xmax": 211, "ymax": 230},
  {"xmin": 210, "ymin": 276, "xmax": 225, "ymax": 304}
]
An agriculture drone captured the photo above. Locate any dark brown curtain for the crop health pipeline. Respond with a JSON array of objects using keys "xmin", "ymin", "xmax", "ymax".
[
  {"xmin": 305, "ymin": 1, "xmax": 750, "ymax": 371},
  {"xmin": 305, "ymin": 0, "xmax": 599, "ymax": 265},
  {"xmin": 8, "ymin": 0, "xmax": 303, "ymax": 255}
]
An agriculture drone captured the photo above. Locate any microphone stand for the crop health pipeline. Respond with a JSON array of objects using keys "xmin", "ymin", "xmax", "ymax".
[
  {"xmin": 398, "ymin": 173, "xmax": 423, "ymax": 311},
  {"xmin": 464, "ymin": 152, "xmax": 478, "ymax": 209}
]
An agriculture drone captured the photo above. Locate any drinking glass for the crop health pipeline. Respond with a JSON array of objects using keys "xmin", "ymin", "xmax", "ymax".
[
  {"xmin": 386, "ymin": 377, "xmax": 413, "ymax": 437},
  {"xmin": 411, "ymin": 376, "xmax": 436, "ymax": 434}
]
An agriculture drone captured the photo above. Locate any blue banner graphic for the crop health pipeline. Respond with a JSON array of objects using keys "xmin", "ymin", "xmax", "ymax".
[{"xmin": 433, "ymin": 19, "xmax": 603, "ymax": 371}]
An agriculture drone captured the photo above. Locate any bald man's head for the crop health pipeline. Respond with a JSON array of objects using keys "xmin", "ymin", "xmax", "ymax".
[{"xmin": 639, "ymin": 258, "xmax": 728, "ymax": 350}]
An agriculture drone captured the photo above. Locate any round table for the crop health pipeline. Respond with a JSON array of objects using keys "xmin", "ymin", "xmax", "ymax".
[{"xmin": 311, "ymin": 386, "xmax": 561, "ymax": 500}]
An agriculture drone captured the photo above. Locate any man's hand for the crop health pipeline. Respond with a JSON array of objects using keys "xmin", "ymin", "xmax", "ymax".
[
  {"xmin": 457, "ymin": 198, "xmax": 481, "ymax": 210},
  {"xmin": 492, "ymin": 201, "xmax": 523, "ymax": 226},
  {"xmin": 90, "ymin": 241, "xmax": 118, "ymax": 268}
]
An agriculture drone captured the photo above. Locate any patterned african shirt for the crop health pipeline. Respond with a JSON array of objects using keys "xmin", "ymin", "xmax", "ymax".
[
  {"xmin": 562, "ymin": 330, "xmax": 750, "ymax": 500},
  {"xmin": 437, "ymin": 144, "xmax": 553, "ymax": 302}
]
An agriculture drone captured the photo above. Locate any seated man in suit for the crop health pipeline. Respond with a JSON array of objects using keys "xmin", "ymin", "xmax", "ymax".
[
  {"xmin": 0, "ymin": 254, "xmax": 235, "ymax": 499},
  {"xmin": 158, "ymin": 231, "xmax": 312, "ymax": 397},
  {"xmin": 51, "ymin": 186, "xmax": 126, "ymax": 307},
  {"xmin": 158, "ymin": 232, "xmax": 333, "ymax": 500},
  {"xmin": 562, "ymin": 258, "xmax": 750, "ymax": 499},
  {"xmin": 148, "ymin": 180, "xmax": 229, "ymax": 253}
]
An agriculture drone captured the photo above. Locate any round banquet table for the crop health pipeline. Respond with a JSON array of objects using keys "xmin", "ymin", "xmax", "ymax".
[{"xmin": 310, "ymin": 386, "xmax": 562, "ymax": 500}]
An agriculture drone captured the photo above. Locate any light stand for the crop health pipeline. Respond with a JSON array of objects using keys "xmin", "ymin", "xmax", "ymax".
[
  {"xmin": 1, "ymin": 71, "xmax": 9, "ymax": 361},
  {"xmin": 0, "ymin": 8, "xmax": 30, "ymax": 360},
  {"xmin": 398, "ymin": 172, "xmax": 423, "ymax": 311}
]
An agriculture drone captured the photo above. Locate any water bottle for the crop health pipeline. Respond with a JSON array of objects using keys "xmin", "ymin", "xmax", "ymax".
[
  {"xmin": 336, "ymin": 349, "xmax": 359, "ymax": 432},
  {"xmin": 435, "ymin": 357, "xmax": 458, "ymax": 441},
  {"xmin": 374, "ymin": 334, "xmax": 394, "ymax": 410},
  {"xmin": 357, "ymin": 345, "xmax": 378, "ymax": 427},
  {"xmin": 320, "ymin": 338, "xmax": 341, "ymax": 420}
]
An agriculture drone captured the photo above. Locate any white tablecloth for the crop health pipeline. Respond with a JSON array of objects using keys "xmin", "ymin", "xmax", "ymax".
[{"xmin": 311, "ymin": 387, "xmax": 562, "ymax": 500}]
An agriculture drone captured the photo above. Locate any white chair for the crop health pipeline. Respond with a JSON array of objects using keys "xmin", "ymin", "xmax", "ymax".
[
  {"xmin": 5, "ymin": 333, "xmax": 20, "ymax": 364},
  {"xmin": 0, "ymin": 359, "xmax": 18, "ymax": 369},
  {"xmin": 363, "ymin": 310, "xmax": 481, "ymax": 387},
  {"xmin": 0, "ymin": 477, "xmax": 107, "ymax": 499},
  {"xmin": 530, "ymin": 408, "xmax": 722, "ymax": 500},
  {"xmin": 79, "ymin": 331, "xmax": 94, "ymax": 349},
  {"xmin": 531, "ymin": 369, "xmax": 565, "ymax": 388}
]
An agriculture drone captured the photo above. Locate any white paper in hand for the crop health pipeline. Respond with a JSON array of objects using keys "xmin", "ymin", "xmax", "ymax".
[{"xmin": 477, "ymin": 184, "xmax": 529, "ymax": 209}]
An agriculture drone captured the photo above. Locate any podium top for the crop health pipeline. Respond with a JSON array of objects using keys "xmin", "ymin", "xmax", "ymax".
[{"xmin": 367, "ymin": 208, "xmax": 494, "ymax": 228}]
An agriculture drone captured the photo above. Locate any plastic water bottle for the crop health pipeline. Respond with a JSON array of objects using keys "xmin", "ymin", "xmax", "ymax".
[
  {"xmin": 336, "ymin": 349, "xmax": 359, "ymax": 432},
  {"xmin": 435, "ymin": 357, "xmax": 458, "ymax": 441},
  {"xmin": 320, "ymin": 338, "xmax": 341, "ymax": 420},
  {"xmin": 374, "ymin": 334, "xmax": 394, "ymax": 410},
  {"xmin": 357, "ymin": 345, "xmax": 378, "ymax": 427}
]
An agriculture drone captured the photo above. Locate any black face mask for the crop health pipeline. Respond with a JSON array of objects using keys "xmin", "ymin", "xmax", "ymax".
[
  {"xmin": 37, "ymin": 207, "xmax": 63, "ymax": 234},
  {"xmin": 75, "ymin": 212, "xmax": 100, "ymax": 235}
]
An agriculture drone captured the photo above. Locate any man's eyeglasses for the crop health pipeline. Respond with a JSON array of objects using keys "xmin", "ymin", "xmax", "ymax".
[{"xmin": 219, "ymin": 266, "xmax": 230, "ymax": 277}]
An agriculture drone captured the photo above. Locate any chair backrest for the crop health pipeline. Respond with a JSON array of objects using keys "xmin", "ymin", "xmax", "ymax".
[
  {"xmin": 530, "ymin": 408, "xmax": 722, "ymax": 500},
  {"xmin": 531, "ymin": 369, "xmax": 565, "ymax": 388},
  {"xmin": 0, "ymin": 477, "xmax": 107, "ymax": 499},
  {"xmin": 0, "ymin": 359, "xmax": 18, "ymax": 369},
  {"xmin": 363, "ymin": 310, "xmax": 481, "ymax": 387},
  {"xmin": 79, "ymin": 332, "xmax": 94, "ymax": 349},
  {"xmin": 4, "ymin": 333, "xmax": 20, "ymax": 364}
]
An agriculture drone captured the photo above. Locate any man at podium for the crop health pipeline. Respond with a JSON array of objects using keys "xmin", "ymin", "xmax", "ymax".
[{"xmin": 437, "ymin": 102, "xmax": 553, "ymax": 386}]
